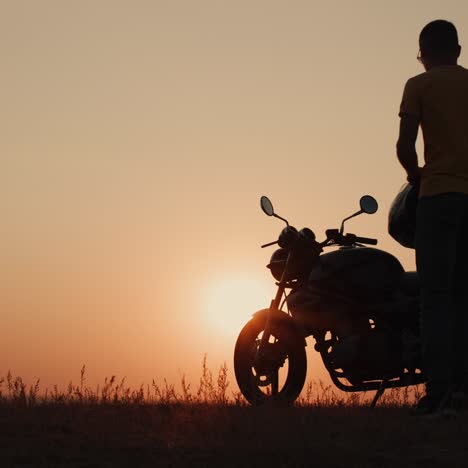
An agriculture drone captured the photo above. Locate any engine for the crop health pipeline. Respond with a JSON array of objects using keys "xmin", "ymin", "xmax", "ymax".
[
  {"xmin": 330, "ymin": 330, "xmax": 403, "ymax": 382},
  {"xmin": 330, "ymin": 327, "xmax": 421, "ymax": 383}
]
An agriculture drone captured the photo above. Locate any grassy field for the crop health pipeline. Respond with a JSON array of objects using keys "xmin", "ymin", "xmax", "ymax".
[{"xmin": 2, "ymin": 361, "xmax": 468, "ymax": 468}]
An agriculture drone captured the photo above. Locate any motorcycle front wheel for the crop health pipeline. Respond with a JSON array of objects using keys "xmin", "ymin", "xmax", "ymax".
[{"xmin": 234, "ymin": 313, "xmax": 307, "ymax": 405}]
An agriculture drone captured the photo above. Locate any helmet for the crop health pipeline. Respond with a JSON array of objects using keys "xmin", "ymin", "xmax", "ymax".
[{"xmin": 388, "ymin": 182, "xmax": 419, "ymax": 249}]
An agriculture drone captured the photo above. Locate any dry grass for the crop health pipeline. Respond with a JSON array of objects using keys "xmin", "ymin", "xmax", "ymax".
[
  {"xmin": 2, "ymin": 358, "xmax": 466, "ymax": 468},
  {"xmin": 1, "ymin": 354, "xmax": 422, "ymax": 408},
  {"xmin": 1, "ymin": 355, "xmax": 233, "ymax": 407}
]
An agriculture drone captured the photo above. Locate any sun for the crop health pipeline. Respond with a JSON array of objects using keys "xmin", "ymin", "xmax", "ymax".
[{"xmin": 202, "ymin": 274, "xmax": 275, "ymax": 339}]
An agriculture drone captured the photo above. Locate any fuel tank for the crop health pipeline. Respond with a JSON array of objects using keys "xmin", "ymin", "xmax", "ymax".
[{"xmin": 308, "ymin": 247, "xmax": 404, "ymax": 301}]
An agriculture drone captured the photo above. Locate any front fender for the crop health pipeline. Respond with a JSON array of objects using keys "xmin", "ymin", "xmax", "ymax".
[{"xmin": 252, "ymin": 308, "xmax": 307, "ymax": 347}]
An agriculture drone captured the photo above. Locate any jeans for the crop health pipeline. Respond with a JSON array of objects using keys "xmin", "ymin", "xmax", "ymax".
[{"xmin": 416, "ymin": 192, "xmax": 468, "ymax": 396}]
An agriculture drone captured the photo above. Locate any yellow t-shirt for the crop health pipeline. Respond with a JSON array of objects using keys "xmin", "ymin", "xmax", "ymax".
[{"xmin": 399, "ymin": 65, "xmax": 468, "ymax": 197}]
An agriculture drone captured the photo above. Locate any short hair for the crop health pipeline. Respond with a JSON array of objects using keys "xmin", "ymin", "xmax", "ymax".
[{"xmin": 419, "ymin": 20, "xmax": 459, "ymax": 53}]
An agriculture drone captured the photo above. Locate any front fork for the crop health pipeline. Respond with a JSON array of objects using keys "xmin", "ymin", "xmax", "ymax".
[
  {"xmin": 258, "ymin": 288, "xmax": 286, "ymax": 351},
  {"xmin": 256, "ymin": 250, "xmax": 294, "ymax": 357}
]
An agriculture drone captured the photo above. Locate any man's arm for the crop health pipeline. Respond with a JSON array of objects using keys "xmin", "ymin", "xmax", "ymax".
[{"xmin": 396, "ymin": 114, "xmax": 421, "ymax": 184}]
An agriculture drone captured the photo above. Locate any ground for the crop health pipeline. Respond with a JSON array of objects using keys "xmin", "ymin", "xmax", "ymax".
[{"xmin": 3, "ymin": 403, "xmax": 468, "ymax": 468}]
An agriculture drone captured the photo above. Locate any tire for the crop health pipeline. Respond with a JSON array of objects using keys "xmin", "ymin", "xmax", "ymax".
[{"xmin": 234, "ymin": 313, "xmax": 307, "ymax": 405}]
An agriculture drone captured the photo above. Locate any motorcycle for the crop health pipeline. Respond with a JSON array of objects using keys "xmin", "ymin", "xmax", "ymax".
[{"xmin": 233, "ymin": 195, "xmax": 423, "ymax": 407}]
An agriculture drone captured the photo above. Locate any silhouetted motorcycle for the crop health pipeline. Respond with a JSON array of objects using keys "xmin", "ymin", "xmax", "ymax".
[{"xmin": 234, "ymin": 195, "xmax": 423, "ymax": 407}]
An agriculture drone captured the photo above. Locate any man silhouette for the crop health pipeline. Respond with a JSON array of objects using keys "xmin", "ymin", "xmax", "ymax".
[{"xmin": 397, "ymin": 20, "xmax": 468, "ymax": 415}]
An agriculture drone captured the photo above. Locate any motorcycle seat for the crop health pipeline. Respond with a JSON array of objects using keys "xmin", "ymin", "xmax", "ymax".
[{"xmin": 400, "ymin": 271, "xmax": 419, "ymax": 296}]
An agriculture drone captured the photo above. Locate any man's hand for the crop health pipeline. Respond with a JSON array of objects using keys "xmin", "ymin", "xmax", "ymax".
[{"xmin": 407, "ymin": 166, "xmax": 423, "ymax": 185}]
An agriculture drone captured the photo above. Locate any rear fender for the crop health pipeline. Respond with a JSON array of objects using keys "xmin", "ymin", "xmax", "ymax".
[{"xmin": 252, "ymin": 308, "xmax": 307, "ymax": 347}]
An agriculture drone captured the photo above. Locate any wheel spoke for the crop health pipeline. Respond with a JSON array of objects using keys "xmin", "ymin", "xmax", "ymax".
[
  {"xmin": 271, "ymin": 370, "xmax": 279, "ymax": 396},
  {"xmin": 234, "ymin": 315, "xmax": 307, "ymax": 405}
]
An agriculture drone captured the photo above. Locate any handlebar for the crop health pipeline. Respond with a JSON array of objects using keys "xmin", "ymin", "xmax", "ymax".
[
  {"xmin": 262, "ymin": 230, "xmax": 378, "ymax": 249},
  {"xmin": 322, "ymin": 230, "xmax": 378, "ymax": 246},
  {"xmin": 261, "ymin": 240, "xmax": 279, "ymax": 248},
  {"xmin": 339, "ymin": 233, "xmax": 378, "ymax": 246},
  {"xmin": 354, "ymin": 236, "xmax": 378, "ymax": 246}
]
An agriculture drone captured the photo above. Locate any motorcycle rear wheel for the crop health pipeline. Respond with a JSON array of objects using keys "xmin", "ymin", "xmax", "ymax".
[{"xmin": 234, "ymin": 314, "xmax": 307, "ymax": 405}]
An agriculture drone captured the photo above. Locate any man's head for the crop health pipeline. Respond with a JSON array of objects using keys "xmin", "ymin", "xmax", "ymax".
[{"xmin": 418, "ymin": 20, "xmax": 461, "ymax": 70}]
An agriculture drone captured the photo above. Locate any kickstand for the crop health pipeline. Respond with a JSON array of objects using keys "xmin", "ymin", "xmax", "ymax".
[{"xmin": 370, "ymin": 380, "xmax": 388, "ymax": 409}]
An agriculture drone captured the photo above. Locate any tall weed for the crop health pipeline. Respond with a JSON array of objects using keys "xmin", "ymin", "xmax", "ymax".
[{"xmin": 0, "ymin": 357, "xmax": 421, "ymax": 407}]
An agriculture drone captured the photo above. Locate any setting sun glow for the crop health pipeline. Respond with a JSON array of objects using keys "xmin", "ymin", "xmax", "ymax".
[{"xmin": 203, "ymin": 275, "xmax": 275, "ymax": 338}]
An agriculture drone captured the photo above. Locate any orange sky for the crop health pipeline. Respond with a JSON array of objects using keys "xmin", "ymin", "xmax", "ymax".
[{"xmin": 2, "ymin": 1, "xmax": 468, "ymax": 393}]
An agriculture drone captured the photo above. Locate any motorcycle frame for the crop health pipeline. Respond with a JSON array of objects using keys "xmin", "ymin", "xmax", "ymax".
[{"xmin": 258, "ymin": 243, "xmax": 425, "ymax": 405}]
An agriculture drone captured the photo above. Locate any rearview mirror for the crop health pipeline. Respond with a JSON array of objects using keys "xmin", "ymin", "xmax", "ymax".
[
  {"xmin": 359, "ymin": 195, "xmax": 378, "ymax": 214},
  {"xmin": 340, "ymin": 195, "xmax": 379, "ymax": 234},
  {"xmin": 260, "ymin": 196, "xmax": 274, "ymax": 216}
]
